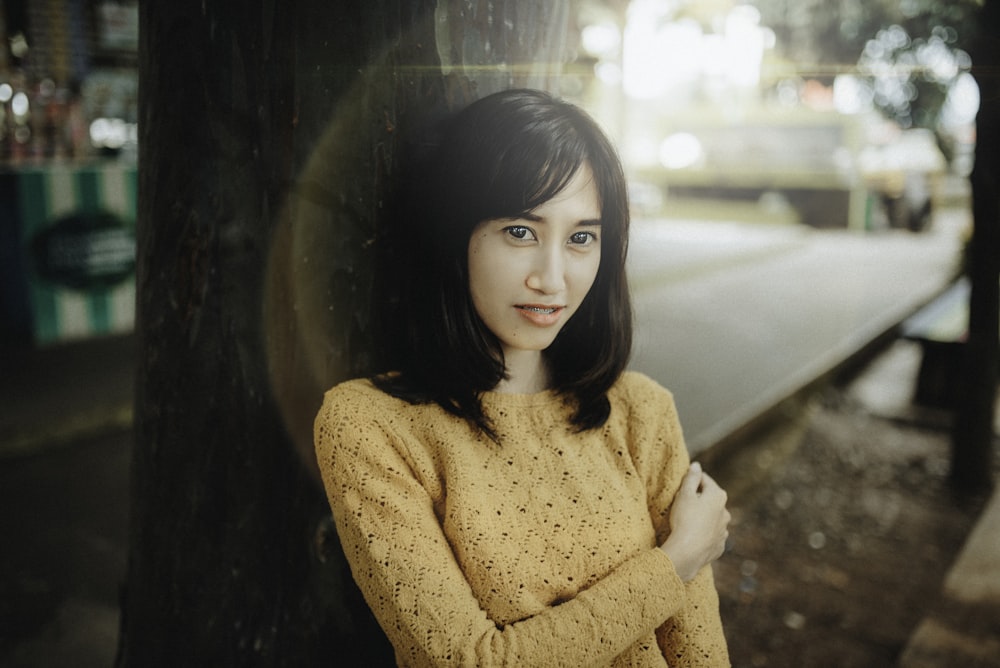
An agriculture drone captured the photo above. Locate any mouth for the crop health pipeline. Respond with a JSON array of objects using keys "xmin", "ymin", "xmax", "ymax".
[
  {"xmin": 515, "ymin": 304, "xmax": 565, "ymax": 326},
  {"xmin": 517, "ymin": 305, "xmax": 562, "ymax": 314}
]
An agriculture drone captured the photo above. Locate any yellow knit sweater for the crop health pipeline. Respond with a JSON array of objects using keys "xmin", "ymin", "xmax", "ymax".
[{"xmin": 314, "ymin": 371, "xmax": 730, "ymax": 667}]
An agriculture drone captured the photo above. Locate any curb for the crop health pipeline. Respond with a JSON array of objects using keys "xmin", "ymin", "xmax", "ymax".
[{"xmin": 0, "ymin": 404, "xmax": 133, "ymax": 460}]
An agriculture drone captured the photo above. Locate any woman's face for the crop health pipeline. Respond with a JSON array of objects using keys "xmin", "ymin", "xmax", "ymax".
[{"xmin": 467, "ymin": 164, "xmax": 602, "ymax": 362}]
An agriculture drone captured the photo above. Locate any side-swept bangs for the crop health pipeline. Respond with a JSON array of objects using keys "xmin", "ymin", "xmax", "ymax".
[{"xmin": 431, "ymin": 94, "xmax": 596, "ymax": 233}]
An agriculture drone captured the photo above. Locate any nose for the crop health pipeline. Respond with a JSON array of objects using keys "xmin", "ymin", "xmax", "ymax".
[{"xmin": 525, "ymin": 246, "xmax": 565, "ymax": 294}]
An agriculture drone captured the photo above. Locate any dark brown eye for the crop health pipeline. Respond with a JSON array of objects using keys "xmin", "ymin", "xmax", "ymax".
[{"xmin": 504, "ymin": 226, "xmax": 534, "ymax": 240}]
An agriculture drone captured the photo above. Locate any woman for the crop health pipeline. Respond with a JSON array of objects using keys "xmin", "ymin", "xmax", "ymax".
[{"xmin": 314, "ymin": 89, "xmax": 731, "ymax": 667}]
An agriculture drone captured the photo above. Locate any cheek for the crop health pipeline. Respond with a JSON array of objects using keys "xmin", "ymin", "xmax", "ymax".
[
  {"xmin": 467, "ymin": 242, "xmax": 511, "ymax": 312},
  {"xmin": 574, "ymin": 251, "xmax": 602, "ymax": 296},
  {"xmin": 467, "ymin": 263, "xmax": 491, "ymax": 314},
  {"xmin": 467, "ymin": 238, "xmax": 492, "ymax": 295}
]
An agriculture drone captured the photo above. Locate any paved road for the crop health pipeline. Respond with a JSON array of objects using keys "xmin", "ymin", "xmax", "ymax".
[{"xmin": 626, "ymin": 214, "xmax": 966, "ymax": 453}]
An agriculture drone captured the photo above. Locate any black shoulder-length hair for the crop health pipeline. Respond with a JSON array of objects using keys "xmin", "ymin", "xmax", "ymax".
[{"xmin": 374, "ymin": 88, "xmax": 633, "ymax": 439}]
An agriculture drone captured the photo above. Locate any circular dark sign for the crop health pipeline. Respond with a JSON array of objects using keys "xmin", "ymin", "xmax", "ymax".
[{"xmin": 31, "ymin": 211, "xmax": 136, "ymax": 290}]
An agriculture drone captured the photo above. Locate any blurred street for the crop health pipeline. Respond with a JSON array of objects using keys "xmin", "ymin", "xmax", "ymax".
[
  {"xmin": 2, "ymin": 204, "xmax": 999, "ymax": 666},
  {"xmin": 628, "ymin": 210, "xmax": 966, "ymax": 454}
]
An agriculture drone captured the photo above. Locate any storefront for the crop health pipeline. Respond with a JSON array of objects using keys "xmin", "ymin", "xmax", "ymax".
[{"xmin": 1, "ymin": 0, "xmax": 137, "ymax": 346}]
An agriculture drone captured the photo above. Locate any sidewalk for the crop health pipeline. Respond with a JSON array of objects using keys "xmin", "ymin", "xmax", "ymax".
[
  {"xmin": 900, "ymin": 481, "xmax": 1000, "ymax": 667},
  {"xmin": 0, "ymin": 333, "xmax": 135, "ymax": 459},
  {"xmin": 0, "ymin": 334, "xmax": 133, "ymax": 668}
]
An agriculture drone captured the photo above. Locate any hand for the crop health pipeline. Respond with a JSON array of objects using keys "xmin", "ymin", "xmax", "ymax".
[{"xmin": 659, "ymin": 462, "xmax": 731, "ymax": 582}]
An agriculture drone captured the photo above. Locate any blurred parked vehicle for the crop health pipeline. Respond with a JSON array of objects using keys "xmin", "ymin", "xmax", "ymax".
[
  {"xmin": 859, "ymin": 125, "xmax": 948, "ymax": 232},
  {"xmin": 626, "ymin": 105, "xmax": 947, "ymax": 231}
]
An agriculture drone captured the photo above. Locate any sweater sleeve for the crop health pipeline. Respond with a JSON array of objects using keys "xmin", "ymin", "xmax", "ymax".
[
  {"xmin": 622, "ymin": 373, "xmax": 731, "ymax": 666},
  {"xmin": 314, "ymin": 385, "xmax": 688, "ymax": 668},
  {"xmin": 656, "ymin": 566, "xmax": 730, "ymax": 666}
]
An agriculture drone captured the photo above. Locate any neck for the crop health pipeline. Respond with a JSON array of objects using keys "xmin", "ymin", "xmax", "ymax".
[{"xmin": 494, "ymin": 349, "xmax": 550, "ymax": 394}]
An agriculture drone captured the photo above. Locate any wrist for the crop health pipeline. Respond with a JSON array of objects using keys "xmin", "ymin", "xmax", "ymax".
[{"xmin": 659, "ymin": 539, "xmax": 697, "ymax": 582}]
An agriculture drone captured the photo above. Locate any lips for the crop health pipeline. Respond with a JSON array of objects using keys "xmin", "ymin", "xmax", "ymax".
[{"xmin": 515, "ymin": 304, "xmax": 565, "ymax": 326}]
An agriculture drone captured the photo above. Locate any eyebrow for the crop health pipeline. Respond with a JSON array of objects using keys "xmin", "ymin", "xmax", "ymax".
[{"xmin": 517, "ymin": 212, "xmax": 602, "ymax": 226}]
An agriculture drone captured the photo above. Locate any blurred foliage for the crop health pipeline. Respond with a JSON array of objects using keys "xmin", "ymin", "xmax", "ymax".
[{"xmin": 749, "ymin": 0, "xmax": 982, "ymax": 128}]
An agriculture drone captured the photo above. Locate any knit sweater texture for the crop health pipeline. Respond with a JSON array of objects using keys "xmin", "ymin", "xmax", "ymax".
[{"xmin": 314, "ymin": 371, "xmax": 730, "ymax": 667}]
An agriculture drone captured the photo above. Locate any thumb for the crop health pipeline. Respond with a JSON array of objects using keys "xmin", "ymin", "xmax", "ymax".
[{"xmin": 682, "ymin": 462, "xmax": 703, "ymax": 493}]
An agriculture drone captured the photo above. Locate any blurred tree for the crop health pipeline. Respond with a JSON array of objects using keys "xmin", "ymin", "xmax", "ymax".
[
  {"xmin": 750, "ymin": 0, "xmax": 995, "ymax": 487},
  {"xmin": 120, "ymin": 1, "xmax": 574, "ymax": 665},
  {"xmin": 952, "ymin": 0, "xmax": 998, "ymax": 492},
  {"xmin": 751, "ymin": 0, "xmax": 980, "ymax": 129}
]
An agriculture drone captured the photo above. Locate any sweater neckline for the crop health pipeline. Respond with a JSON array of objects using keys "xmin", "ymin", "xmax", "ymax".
[{"xmin": 480, "ymin": 387, "xmax": 566, "ymax": 409}]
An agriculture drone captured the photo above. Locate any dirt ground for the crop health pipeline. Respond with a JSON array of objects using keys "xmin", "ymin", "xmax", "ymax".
[{"xmin": 709, "ymin": 340, "xmax": 997, "ymax": 667}]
